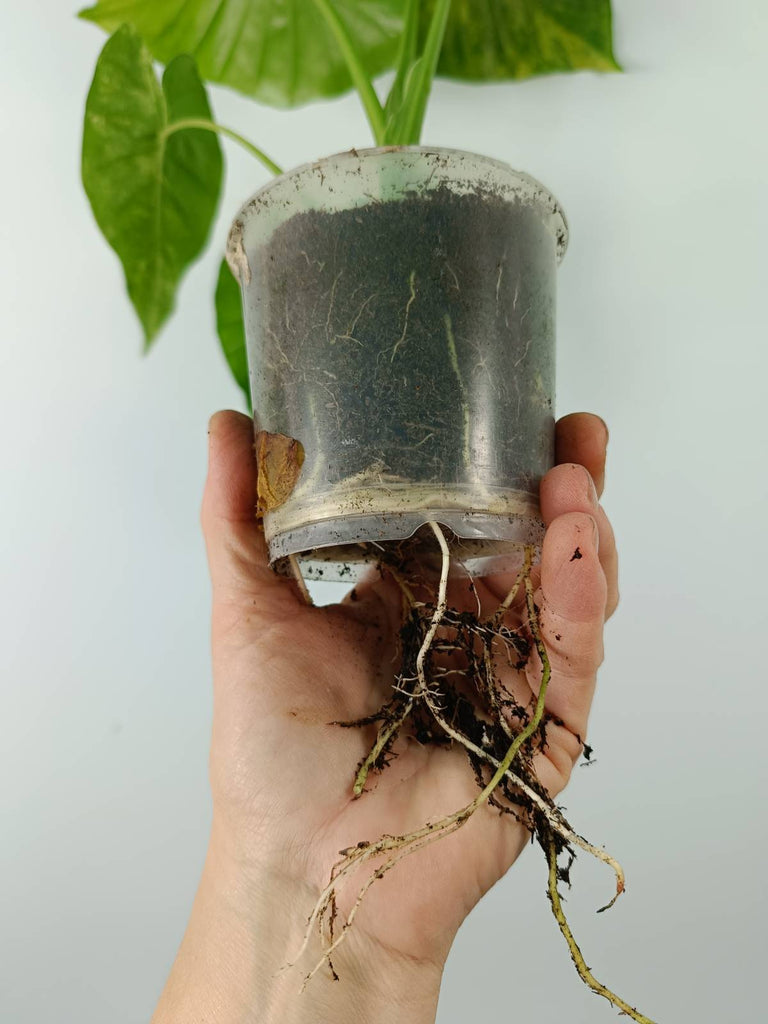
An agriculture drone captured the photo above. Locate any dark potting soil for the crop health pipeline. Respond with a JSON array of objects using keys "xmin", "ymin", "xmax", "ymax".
[{"xmin": 248, "ymin": 185, "xmax": 556, "ymax": 497}]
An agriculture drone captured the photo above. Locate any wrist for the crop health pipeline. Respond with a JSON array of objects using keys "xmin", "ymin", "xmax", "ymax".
[{"xmin": 152, "ymin": 829, "xmax": 444, "ymax": 1024}]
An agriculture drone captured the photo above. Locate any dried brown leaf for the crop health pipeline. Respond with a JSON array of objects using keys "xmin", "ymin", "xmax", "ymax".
[{"xmin": 254, "ymin": 430, "xmax": 305, "ymax": 515}]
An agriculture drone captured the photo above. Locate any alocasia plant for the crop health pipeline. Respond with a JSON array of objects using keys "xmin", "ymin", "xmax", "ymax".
[
  {"xmin": 76, "ymin": 8, "xmax": 660, "ymax": 1022},
  {"xmin": 79, "ymin": 0, "xmax": 619, "ymax": 401}
]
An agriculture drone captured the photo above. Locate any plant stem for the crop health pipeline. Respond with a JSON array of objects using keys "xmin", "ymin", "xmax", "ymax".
[
  {"xmin": 392, "ymin": 0, "xmax": 452, "ymax": 144},
  {"xmin": 162, "ymin": 118, "xmax": 283, "ymax": 176},
  {"xmin": 384, "ymin": 0, "xmax": 420, "ymax": 125},
  {"xmin": 546, "ymin": 834, "xmax": 657, "ymax": 1024},
  {"xmin": 312, "ymin": 0, "xmax": 387, "ymax": 144}
]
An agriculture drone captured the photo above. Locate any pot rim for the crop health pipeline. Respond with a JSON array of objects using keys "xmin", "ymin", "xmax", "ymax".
[{"xmin": 226, "ymin": 146, "xmax": 568, "ymax": 280}]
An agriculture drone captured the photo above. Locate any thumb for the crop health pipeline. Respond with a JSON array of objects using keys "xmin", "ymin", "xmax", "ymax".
[{"xmin": 200, "ymin": 410, "xmax": 304, "ymax": 617}]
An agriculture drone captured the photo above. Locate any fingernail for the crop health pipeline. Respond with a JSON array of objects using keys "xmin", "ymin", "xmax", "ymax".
[{"xmin": 596, "ymin": 416, "xmax": 609, "ymax": 445}]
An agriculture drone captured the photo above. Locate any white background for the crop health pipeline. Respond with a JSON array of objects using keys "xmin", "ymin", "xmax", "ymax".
[{"xmin": 2, "ymin": 2, "xmax": 766, "ymax": 1020}]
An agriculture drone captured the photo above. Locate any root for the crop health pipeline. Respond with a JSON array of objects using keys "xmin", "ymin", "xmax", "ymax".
[
  {"xmin": 421, "ymin": 695, "xmax": 624, "ymax": 910},
  {"xmin": 300, "ymin": 818, "xmax": 467, "ymax": 991},
  {"xmin": 495, "ymin": 548, "xmax": 533, "ymax": 614},
  {"xmin": 351, "ymin": 697, "xmax": 414, "ymax": 796},
  {"xmin": 389, "ymin": 269, "xmax": 417, "ymax": 362},
  {"xmin": 285, "ymin": 522, "xmax": 649, "ymax": 1020},
  {"xmin": 442, "ymin": 315, "xmax": 471, "ymax": 472},
  {"xmin": 351, "ymin": 519, "xmax": 451, "ymax": 795},
  {"xmin": 545, "ymin": 832, "xmax": 657, "ymax": 1023},
  {"xmin": 292, "ymin": 533, "xmax": 552, "ymax": 981},
  {"xmin": 385, "ymin": 565, "xmax": 417, "ymax": 608},
  {"xmin": 288, "ymin": 554, "xmax": 313, "ymax": 605},
  {"xmin": 285, "ymin": 806, "xmax": 465, "ymax": 976},
  {"xmin": 415, "ymin": 521, "xmax": 451, "ymax": 695}
]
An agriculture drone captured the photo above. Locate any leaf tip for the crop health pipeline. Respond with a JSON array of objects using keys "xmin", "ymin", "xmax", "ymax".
[
  {"xmin": 162, "ymin": 52, "xmax": 198, "ymax": 82},
  {"xmin": 137, "ymin": 304, "xmax": 167, "ymax": 354},
  {"xmin": 140, "ymin": 323, "xmax": 160, "ymax": 355}
]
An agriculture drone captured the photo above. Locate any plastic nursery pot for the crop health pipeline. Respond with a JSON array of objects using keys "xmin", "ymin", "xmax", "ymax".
[{"xmin": 226, "ymin": 147, "xmax": 568, "ymax": 582}]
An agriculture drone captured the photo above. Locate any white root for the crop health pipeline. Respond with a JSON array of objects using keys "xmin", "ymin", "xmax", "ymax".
[
  {"xmin": 288, "ymin": 554, "xmax": 313, "ymax": 605},
  {"xmin": 421, "ymin": 694, "xmax": 625, "ymax": 908},
  {"xmin": 414, "ymin": 521, "xmax": 451, "ymax": 696},
  {"xmin": 300, "ymin": 818, "xmax": 466, "ymax": 990},
  {"xmin": 287, "ymin": 526, "xmax": 623, "ymax": 990}
]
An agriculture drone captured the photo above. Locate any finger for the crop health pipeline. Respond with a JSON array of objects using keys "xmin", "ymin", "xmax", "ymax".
[
  {"xmin": 540, "ymin": 463, "xmax": 619, "ymax": 620},
  {"xmin": 468, "ymin": 412, "xmax": 609, "ymax": 615},
  {"xmin": 200, "ymin": 410, "xmax": 304, "ymax": 616},
  {"xmin": 555, "ymin": 412, "xmax": 609, "ymax": 497},
  {"xmin": 336, "ymin": 566, "xmax": 404, "ymax": 640},
  {"xmin": 525, "ymin": 510, "xmax": 607, "ymax": 744}
]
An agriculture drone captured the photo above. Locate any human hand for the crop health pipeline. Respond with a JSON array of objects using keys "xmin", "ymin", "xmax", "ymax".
[{"xmin": 152, "ymin": 410, "xmax": 617, "ymax": 1024}]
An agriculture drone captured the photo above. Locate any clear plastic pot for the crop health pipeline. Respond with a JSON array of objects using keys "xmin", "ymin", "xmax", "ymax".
[{"xmin": 226, "ymin": 147, "xmax": 567, "ymax": 582}]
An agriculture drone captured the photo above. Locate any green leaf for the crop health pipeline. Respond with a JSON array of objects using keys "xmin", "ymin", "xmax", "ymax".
[
  {"xmin": 427, "ymin": 0, "xmax": 621, "ymax": 81},
  {"xmin": 82, "ymin": 25, "xmax": 223, "ymax": 346},
  {"xmin": 215, "ymin": 259, "xmax": 251, "ymax": 410},
  {"xmin": 79, "ymin": 0, "xmax": 405, "ymax": 108}
]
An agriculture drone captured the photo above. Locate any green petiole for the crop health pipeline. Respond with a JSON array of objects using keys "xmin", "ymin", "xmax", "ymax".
[
  {"xmin": 311, "ymin": 0, "xmax": 387, "ymax": 144},
  {"xmin": 162, "ymin": 118, "xmax": 283, "ymax": 177}
]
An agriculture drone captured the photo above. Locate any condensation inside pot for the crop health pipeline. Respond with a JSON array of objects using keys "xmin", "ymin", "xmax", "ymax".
[{"xmin": 245, "ymin": 185, "xmax": 557, "ymax": 582}]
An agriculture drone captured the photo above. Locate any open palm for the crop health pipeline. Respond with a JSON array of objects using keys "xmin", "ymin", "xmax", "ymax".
[{"xmin": 201, "ymin": 409, "xmax": 617, "ymax": 983}]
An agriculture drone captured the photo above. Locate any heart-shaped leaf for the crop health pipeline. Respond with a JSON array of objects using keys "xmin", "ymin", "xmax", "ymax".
[
  {"xmin": 79, "ymin": 0, "xmax": 404, "ymax": 108},
  {"xmin": 215, "ymin": 258, "xmax": 250, "ymax": 410},
  {"xmin": 426, "ymin": 0, "xmax": 620, "ymax": 80},
  {"xmin": 82, "ymin": 24, "xmax": 223, "ymax": 346}
]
